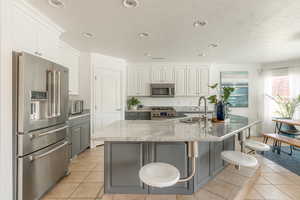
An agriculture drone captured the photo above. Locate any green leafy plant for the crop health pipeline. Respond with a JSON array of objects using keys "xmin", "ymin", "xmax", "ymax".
[
  {"xmin": 208, "ymin": 83, "xmax": 235, "ymax": 105},
  {"xmin": 127, "ymin": 97, "xmax": 141, "ymax": 109},
  {"xmin": 267, "ymin": 95, "xmax": 300, "ymax": 118}
]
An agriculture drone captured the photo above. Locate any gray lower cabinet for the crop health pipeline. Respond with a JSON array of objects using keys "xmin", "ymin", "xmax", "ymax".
[
  {"xmin": 194, "ymin": 142, "xmax": 211, "ymax": 189},
  {"xmin": 104, "ymin": 136, "xmax": 235, "ymax": 194},
  {"xmin": 105, "ymin": 142, "xmax": 149, "ymax": 194},
  {"xmin": 71, "ymin": 126, "xmax": 82, "ymax": 158},
  {"xmin": 68, "ymin": 114, "xmax": 90, "ymax": 159},
  {"xmin": 125, "ymin": 112, "xmax": 151, "ymax": 120}
]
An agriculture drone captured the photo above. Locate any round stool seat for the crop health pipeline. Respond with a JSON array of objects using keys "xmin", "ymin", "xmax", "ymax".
[
  {"xmin": 245, "ymin": 139, "xmax": 270, "ymax": 152},
  {"xmin": 221, "ymin": 151, "xmax": 258, "ymax": 168},
  {"xmin": 139, "ymin": 162, "xmax": 180, "ymax": 188}
]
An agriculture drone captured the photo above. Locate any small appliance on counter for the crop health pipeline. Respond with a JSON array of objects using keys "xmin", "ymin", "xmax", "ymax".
[{"xmin": 69, "ymin": 99, "xmax": 84, "ymax": 115}]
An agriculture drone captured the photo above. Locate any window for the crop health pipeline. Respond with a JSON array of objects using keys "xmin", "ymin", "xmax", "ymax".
[{"xmin": 271, "ymin": 75, "xmax": 290, "ymax": 97}]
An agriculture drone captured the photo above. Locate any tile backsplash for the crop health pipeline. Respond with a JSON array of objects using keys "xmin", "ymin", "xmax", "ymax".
[{"xmin": 136, "ymin": 97, "xmax": 210, "ymax": 107}]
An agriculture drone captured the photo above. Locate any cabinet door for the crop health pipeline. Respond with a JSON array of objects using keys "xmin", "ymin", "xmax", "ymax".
[
  {"xmin": 151, "ymin": 66, "xmax": 162, "ymax": 82},
  {"xmin": 104, "ymin": 142, "xmax": 148, "ymax": 194},
  {"xmin": 199, "ymin": 68, "xmax": 209, "ymax": 95},
  {"xmin": 210, "ymin": 141, "xmax": 224, "ymax": 176},
  {"xmin": 37, "ymin": 24, "xmax": 59, "ymax": 62},
  {"xmin": 127, "ymin": 66, "xmax": 138, "ymax": 96},
  {"xmin": 174, "ymin": 66, "xmax": 187, "ymax": 96},
  {"xmin": 12, "ymin": 5, "xmax": 39, "ymax": 54},
  {"xmin": 149, "ymin": 142, "xmax": 193, "ymax": 194},
  {"xmin": 67, "ymin": 51, "xmax": 80, "ymax": 95},
  {"xmin": 125, "ymin": 112, "xmax": 138, "ymax": 120},
  {"xmin": 80, "ymin": 122, "xmax": 90, "ymax": 151},
  {"xmin": 138, "ymin": 68, "xmax": 151, "ymax": 96},
  {"xmin": 187, "ymin": 67, "xmax": 199, "ymax": 96},
  {"xmin": 137, "ymin": 112, "xmax": 151, "ymax": 120},
  {"xmin": 162, "ymin": 66, "xmax": 174, "ymax": 83},
  {"xmin": 194, "ymin": 142, "xmax": 211, "ymax": 189},
  {"xmin": 71, "ymin": 126, "xmax": 81, "ymax": 158}
]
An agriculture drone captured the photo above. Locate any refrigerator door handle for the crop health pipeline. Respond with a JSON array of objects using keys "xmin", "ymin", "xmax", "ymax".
[
  {"xmin": 29, "ymin": 141, "xmax": 69, "ymax": 161},
  {"xmin": 52, "ymin": 70, "xmax": 56, "ymax": 117},
  {"xmin": 56, "ymin": 71, "xmax": 61, "ymax": 116},
  {"xmin": 28, "ymin": 125, "xmax": 68, "ymax": 140}
]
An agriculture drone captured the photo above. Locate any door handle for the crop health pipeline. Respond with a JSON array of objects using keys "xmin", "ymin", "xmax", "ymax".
[
  {"xmin": 116, "ymin": 108, "xmax": 122, "ymax": 111},
  {"xmin": 29, "ymin": 125, "xmax": 68, "ymax": 140},
  {"xmin": 29, "ymin": 141, "xmax": 69, "ymax": 161}
]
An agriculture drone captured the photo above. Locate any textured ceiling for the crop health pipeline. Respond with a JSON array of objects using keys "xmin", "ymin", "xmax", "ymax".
[{"xmin": 26, "ymin": 0, "xmax": 300, "ymax": 63}]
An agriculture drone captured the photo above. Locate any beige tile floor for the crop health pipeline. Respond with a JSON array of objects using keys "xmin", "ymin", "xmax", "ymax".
[{"xmin": 41, "ymin": 137, "xmax": 300, "ymax": 200}]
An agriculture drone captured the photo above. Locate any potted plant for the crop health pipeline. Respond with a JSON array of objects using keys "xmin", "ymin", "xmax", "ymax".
[
  {"xmin": 207, "ymin": 83, "xmax": 235, "ymax": 121},
  {"xmin": 127, "ymin": 97, "xmax": 141, "ymax": 110},
  {"xmin": 268, "ymin": 95, "xmax": 300, "ymax": 133}
]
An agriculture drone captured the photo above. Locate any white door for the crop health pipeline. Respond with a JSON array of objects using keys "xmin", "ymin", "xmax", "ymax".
[{"xmin": 94, "ymin": 68, "xmax": 122, "ymax": 145}]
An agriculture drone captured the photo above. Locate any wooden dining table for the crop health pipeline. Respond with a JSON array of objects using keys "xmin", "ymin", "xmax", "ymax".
[{"xmin": 272, "ymin": 118, "xmax": 300, "ymax": 134}]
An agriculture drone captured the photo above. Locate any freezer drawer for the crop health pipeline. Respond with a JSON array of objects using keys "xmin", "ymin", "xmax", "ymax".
[
  {"xmin": 18, "ymin": 124, "xmax": 68, "ymax": 156},
  {"xmin": 18, "ymin": 140, "xmax": 69, "ymax": 200}
]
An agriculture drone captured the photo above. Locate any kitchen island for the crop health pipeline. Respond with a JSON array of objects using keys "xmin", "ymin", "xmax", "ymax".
[{"xmin": 94, "ymin": 115, "xmax": 261, "ymax": 195}]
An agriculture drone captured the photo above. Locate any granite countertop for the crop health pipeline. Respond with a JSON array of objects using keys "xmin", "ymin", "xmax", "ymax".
[
  {"xmin": 125, "ymin": 106, "xmax": 214, "ymax": 113},
  {"xmin": 68, "ymin": 109, "xmax": 90, "ymax": 120},
  {"xmin": 93, "ymin": 115, "xmax": 261, "ymax": 142}
]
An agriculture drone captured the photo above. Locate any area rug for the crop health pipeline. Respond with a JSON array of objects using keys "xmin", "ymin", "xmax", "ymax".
[{"xmin": 261, "ymin": 146, "xmax": 300, "ymax": 176}]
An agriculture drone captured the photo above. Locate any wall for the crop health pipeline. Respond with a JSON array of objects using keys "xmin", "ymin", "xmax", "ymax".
[
  {"xmin": 78, "ymin": 52, "xmax": 91, "ymax": 108},
  {"xmin": 0, "ymin": 0, "xmax": 13, "ymax": 198}
]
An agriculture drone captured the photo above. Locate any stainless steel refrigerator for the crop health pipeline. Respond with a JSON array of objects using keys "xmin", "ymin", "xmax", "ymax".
[{"xmin": 12, "ymin": 52, "xmax": 70, "ymax": 200}]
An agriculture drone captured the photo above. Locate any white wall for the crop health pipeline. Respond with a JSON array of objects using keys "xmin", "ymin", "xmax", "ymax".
[
  {"xmin": 78, "ymin": 52, "xmax": 91, "ymax": 109},
  {"xmin": 0, "ymin": 0, "xmax": 13, "ymax": 198}
]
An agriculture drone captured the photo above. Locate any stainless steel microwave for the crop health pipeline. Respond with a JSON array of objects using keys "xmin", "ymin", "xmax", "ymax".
[{"xmin": 150, "ymin": 83, "xmax": 175, "ymax": 97}]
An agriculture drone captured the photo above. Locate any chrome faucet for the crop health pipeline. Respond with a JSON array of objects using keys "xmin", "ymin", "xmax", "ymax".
[{"xmin": 198, "ymin": 96, "xmax": 208, "ymax": 126}]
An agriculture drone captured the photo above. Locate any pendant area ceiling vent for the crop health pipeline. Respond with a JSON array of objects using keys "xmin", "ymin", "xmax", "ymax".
[
  {"xmin": 123, "ymin": 0, "xmax": 139, "ymax": 8},
  {"xmin": 48, "ymin": 0, "xmax": 65, "ymax": 8}
]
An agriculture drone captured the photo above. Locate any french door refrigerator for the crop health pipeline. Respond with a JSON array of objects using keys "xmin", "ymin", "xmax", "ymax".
[{"xmin": 12, "ymin": 52, "xmax": 69, "ymax": 200}]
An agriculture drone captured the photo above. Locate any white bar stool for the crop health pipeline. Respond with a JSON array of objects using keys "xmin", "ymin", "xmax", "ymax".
[
  {"xmin": 139, "ymin": 142, "xmax": 198, "ymax": 188},
  {"xmin": 245, "ymin": 139, "xmax": 270, "ymax": 153},
  {"xmin": 221, "ymin": 130, "xmax": 258, "ymax": 170}
]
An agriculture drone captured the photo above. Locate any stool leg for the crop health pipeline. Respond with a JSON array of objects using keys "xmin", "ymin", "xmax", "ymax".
[{"xmin": 289, "ymin": 145, "xmax": 293, "ymax": 156}]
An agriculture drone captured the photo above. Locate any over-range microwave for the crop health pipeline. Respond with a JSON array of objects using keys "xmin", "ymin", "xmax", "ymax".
[{"xmin": 150, "ymin": 83, "xmax": 175, "ymax": 97}]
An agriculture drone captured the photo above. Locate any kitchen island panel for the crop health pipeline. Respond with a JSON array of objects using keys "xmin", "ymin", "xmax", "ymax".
[
  {"xmin": 148, "ymin": 142, "xmax": 193, "ymax": 194},
  {"xmin": 104, "ymin": 142, "xmax": 149, "ymax": 194}
]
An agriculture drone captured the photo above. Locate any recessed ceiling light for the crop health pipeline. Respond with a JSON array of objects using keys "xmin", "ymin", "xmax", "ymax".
[
  {"xmin": 208, "ymin": 43, "xmax": 218, "ymax": 48},
  {"xmin": 82, "ymin": 32, "xmax": 94, "ymax": 38},
  {"xmin": 123, "ymin": 0, "xmax": 139, "ymax": 8},
  {"xmin": 139, "ymin": 32, "xmax": 149, "ymax": 38},
  {"xmin": 144, "ymin": 53, "xmax": 151, "ymax": 57},
  {"xmin": 198, "ymin": 53, "xmax": 206, "ymax": 57},
  {"xmin": 193, "ymin": 20, "xmax": 207, "ymax": 27},
  {"xmin": 48, "ymin": 0, "xmax": 65, "ymax": 8}
]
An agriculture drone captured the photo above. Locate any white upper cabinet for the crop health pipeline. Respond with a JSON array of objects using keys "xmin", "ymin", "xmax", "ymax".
[
  {"xmin": 187, "ymin": 66, "xmax": 209, "ymax": 96},
  {"xmin": 11, "ymin": 1, "xmax": 62, "ymax": 63},
  {"xmin": 58, "ymin": 42, "xmax": 80, "ymax": 95},
  {"xmin": 151, "ymin": 65, "xmax": 174, "ymax": 83},
  {"xmin": 174, "ymin": 66, "xmax": 187, "ymax": 96},
  {"xmin": 127, "ymin": 65, "xmax": 209, "ymax": 97},
  {"xmin": 127, "ymin": 65, "xmax": 151, "ymax": 96}
]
